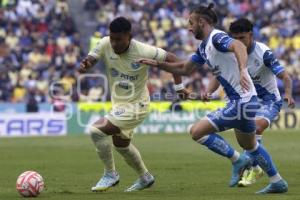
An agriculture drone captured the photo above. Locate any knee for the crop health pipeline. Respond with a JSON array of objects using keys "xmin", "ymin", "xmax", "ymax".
[
  {"xmin": 256, "ymin": 127, "xmax": 265, "ymax": 135},
  {"xmin": 188, "ymin": 125, "xmax": 201, "ymax": 141},
  {"xmin": 240, "ymin": 140, "xmax": 257, "ymax": 150},
  {"xmin": 89, "ymin": 126, "xmax": 107, "ymax": 141},
  {"xmin": 112, "ymin": 135, "xmax": 130, "ymax": 148}
]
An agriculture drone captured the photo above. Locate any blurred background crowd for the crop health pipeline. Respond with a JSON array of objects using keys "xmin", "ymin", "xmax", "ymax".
[{"xmin": 0, "ymin": 0, "xmax": 299, "ymax": 105}]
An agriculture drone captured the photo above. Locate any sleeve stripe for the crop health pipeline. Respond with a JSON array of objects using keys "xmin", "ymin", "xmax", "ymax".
[
  {"xmin": 88, "ymin": 52, "xmax": 99, "ymax": 59},
  {"xmin": 275, "ymin": 68, "xmax": 285, "ymax": 75},
  {"xmin": 153, "ymin": 48, "xmax": 159, "ymax": 60}
]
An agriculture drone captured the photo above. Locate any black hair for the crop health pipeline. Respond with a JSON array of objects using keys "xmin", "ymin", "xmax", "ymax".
[
  {"xmin": 229, "ymin": 18, "xmax": 253, "ymax": 33},
  {"xmin": 109, "ymin": 17, "xmax": 132, "ymax": 33},
  {"xmin": 190, "ymin": 3, "xmax": 218, "ymax": 25}
]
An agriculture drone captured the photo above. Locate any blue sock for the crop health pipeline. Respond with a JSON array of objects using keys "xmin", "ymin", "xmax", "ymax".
[
  {"xmin": 247, "ymin": 144, "xmax": 278, "ymax": 177},
  {"xmin": 200, "ymin": 133, "xmax": 235, "ymax": 158},
  {"xmin": 251, "ymin": 139, "xmax": 263, "ymax": 167}
]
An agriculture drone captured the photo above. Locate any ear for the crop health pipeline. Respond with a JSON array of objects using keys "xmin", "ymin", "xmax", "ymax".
[{"xmin": 249, "ymin": 31, "xmax": 253, "ymax": 38}]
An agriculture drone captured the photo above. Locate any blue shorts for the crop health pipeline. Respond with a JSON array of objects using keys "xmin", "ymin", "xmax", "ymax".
[
  {"xmin": 206, "ymin": 96, "xmax": 258, "ymax": 133},
  {"xmin": 256, "ymin": 100, "xmax": 282, "ymax": 125}
]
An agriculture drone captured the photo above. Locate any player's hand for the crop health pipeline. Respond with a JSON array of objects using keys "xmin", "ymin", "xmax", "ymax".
[
  {"xmin": 78, "ymin": 57, "xmax": 93, "ymax": 73},
  {"xmin": 240, "ymin": 68, "xmax": 250, "ymax": 92},
  {"xmin": 176, "ymin": 88, "xmax": 191, "ymax": 100},
  {"xmin": 136, "ymin": 58, "xmax": 158, "ymax": 67},
  {"xmin": 176, "ymin": 89, "xmax": 201, "ymax": 100},
  {"xmin": 284, "ymin": 94, "xmax": 295, "ymax": 108},
  {"xmin": 201, "ymin": 91, "xmax": 212, "ymax": 102}
]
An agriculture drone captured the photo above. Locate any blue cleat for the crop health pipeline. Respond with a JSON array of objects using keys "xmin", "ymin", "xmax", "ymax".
[
  {"xmin": 256, "ymin": 179, "xmax": 288, "ymax": 194},
  {"xmin": 229, "ymin": 153, "xmax": 251, "ymax": 187}
]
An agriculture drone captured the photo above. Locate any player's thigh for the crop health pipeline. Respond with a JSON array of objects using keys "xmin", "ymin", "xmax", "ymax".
[
  {"xmin": 234, "ymin": 129, "xmax": 256, "ymax": 150},
  {"xmin": 190, "ymin": 118, "xmax": 217, "ymax": 140},
  {"xmin": 255, "ymin": 117, "xmax": 269, "ymax": 135},
  {"xmin": 112, "ymin": 135, "xmax": 131, "ymax": 148},
  {"xmin": 92, "ymin": 118, "xmax": 121, "ymax": 136}
]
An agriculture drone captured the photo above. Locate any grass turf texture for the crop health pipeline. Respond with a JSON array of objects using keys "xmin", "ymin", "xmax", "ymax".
[{"xmin": 0, "ymin": 130, "xmax": 299, "ymax": 200}]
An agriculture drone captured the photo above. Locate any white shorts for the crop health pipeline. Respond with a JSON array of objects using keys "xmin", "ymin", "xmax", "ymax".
[{"xmin": 105, "ymin": 102, "xmax": 149, "ymax": 139}]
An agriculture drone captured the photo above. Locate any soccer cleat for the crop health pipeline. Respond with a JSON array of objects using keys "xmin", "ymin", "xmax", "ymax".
[
  {"xmin": 124, "ymin": 172, "xmax": 155, "ymax": 192},
  {"xmin": 238, "ymin": 166, "xmax": 264, "ymax": 187},
  {"xmin": 229, "ymin": 153, "xmax": 251, "ymax": 187},
  {"xmin": 91, "ymin": 171, "xmax": 120, "ymax": 192},
  {"xmin": 256, "ymin": 179, "xmax": 288, "ymax": 194}
]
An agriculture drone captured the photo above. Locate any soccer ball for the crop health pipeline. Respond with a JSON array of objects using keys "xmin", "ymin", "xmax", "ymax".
[{"xmin": 16, "ymin": 171, "xmax": 45, "ymax": 197}]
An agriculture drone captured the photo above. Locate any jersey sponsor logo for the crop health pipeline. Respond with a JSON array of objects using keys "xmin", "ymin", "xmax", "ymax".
[
  {"xmin": 254, "ymin": 59, "xmax": 260, "ymax": 67},
  {"xmin": 131, "ymin": 62, "xmax": 141, "ymax": 69},
  {"xmin": 250, "ymin": 74, "xmax": 260, "ymax": 83},
  {"xmin": 118, "ymin": 81, "xmax": 130, "ymax": 89},
  {"xmin": 120, "ymin": 73, "xmax": 139, "ymax": 81},
  {"xmin": 111, "ymin": 68, "xmax": 119, "ymax": 77}
]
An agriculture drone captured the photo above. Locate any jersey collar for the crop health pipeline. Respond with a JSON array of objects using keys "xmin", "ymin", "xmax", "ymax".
[{"xmin": 248, "ymin": 41, "xmax": 256, "ymax": 54}]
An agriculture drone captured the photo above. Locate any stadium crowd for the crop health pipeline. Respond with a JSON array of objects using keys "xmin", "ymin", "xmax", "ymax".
[{"xmin": 0, "ymin": 0, "xmax": 299, "ymax": 104}]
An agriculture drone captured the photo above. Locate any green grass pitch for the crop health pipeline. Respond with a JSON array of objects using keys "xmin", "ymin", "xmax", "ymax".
[{"xmin": 0, "ymin": 130, "xmax": 299, "ymax": 200}]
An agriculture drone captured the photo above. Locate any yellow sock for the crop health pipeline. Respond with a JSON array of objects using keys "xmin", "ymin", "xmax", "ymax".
[
  {"xmin": 89, "ymin": 126, "xmax": 115, "ymax": 172},
  {"xmin": 115, "ymin": 144, "xmax": 148, "ymax": 176}
]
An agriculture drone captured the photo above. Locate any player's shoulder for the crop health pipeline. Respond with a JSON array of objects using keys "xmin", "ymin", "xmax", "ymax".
[
  {"xmin": 132, "ymin": 39, "xmax": 154, "ymax": 49},
  {"xmin": 131, "ymin": 39, "xmax": 160, "ymax": 55},
  {"xmin": 211, "ymin": 29, "xmax": 229, "ymax": 39},
  {"xmin": 98, "ymin": 36, "xmax": 110, "ymax": 46},
  {"xmin": 254, "ymin": 41, "xmax": 270, "ymax": 54}
]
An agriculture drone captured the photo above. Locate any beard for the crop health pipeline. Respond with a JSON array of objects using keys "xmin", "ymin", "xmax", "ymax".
[{"xmin": 194, "ymin": 28, "xmax": 204, "ymax": 40}]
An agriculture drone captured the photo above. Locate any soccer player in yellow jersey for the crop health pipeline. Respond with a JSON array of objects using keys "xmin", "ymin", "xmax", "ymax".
[{"xmin": 78, "ymin": 17, "xmax": 188, "ymax": 192}]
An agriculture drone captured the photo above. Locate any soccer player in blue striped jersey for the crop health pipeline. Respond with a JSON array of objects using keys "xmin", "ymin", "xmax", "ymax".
[
  {"xmin": 138, "ymin": 4, "xmax": 288, "ymax": 194},
  {"xmin": 228, "ymin": 18, "xmax": 295, "ymax": 187}
]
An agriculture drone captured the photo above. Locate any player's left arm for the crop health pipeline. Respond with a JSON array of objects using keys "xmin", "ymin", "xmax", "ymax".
[
  {"xmin": 263, "ymin": 50, "xmax": 295, "ymax": 108},
  {"xmin": 277, "ymin": 71, "xmax": 295, "ymax": 108},
  {"xmin": 212, "ymin": 33, "xmax": 250, "ymax": 92}
]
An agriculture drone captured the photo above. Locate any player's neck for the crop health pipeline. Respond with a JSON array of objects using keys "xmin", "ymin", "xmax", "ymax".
[
  {"xmin": 247, "ymin": 40, "xmax": 255, "ymax": 54},
  {"xmin": 116, "ymin": 40, "xmax": 132, "ymax": 55},
  {"xmin": 202, "ymin": 26, "xmax": 214, "ymax": 41}
]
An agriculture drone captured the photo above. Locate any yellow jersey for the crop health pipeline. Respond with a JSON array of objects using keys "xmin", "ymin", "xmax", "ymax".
[{"xmin": 88, "ymin": 36, "xmax": 166, "ymax": 106}]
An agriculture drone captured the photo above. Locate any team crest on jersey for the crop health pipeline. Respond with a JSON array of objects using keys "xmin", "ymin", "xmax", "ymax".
[
  {"xmin": 251, "ymin": 75, "xmax": 260, "ymax": 83},
  {"xmin": 114, "ymin": 108, "xmax": 125, "ymax": 116},
  {"xmin": 211, "ymin": 65, "xmax": 221, "ymax": 76},
  {"xmin": 111, "ymin": 68, "xmax": 119, "ymax": 77},
  {"xmin": 131, "ymin": 62, "xmax": 140, "ymax": 69},
  {"xmin": 254, "ymin": 59, "xmax": 260, "ymax": 67}
]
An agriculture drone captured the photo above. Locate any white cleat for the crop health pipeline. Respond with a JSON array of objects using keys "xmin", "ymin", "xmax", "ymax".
[
  {"xmin": 125, "ymin": 172, "xmax": 155, "ymax": 192},
  {"xmin": 91, "ymin": 171, "xmax": 120, "ymax": 192}
]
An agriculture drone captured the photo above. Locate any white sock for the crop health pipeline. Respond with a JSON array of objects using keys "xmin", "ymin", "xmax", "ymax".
[
  {"xmin": 89, "ymin": 126, "xmax": 115, "ymax": 172},
  {"xmin": 247, "ymin": 142, "xmax": 259, "ymax": 153},
  {"xmin": 229, "ymin": 151, "xmax": 240, "ymax": 163},
  {"xmin": 115, "ymin": 144, "xmax": 148, "ymax": 176},
  {"xmin": 270, "ymin": 173, "xmax": 282, "ymax": 183},
  {"xmin": 255, "ymin": 134, "xmax": 263, "ymax": 141},
  {"xmin": 196, "ymin": 135, "xmax": 209, "ymax": 144}
]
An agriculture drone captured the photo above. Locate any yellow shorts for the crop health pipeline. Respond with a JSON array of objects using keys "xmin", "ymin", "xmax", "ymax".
[{"xmin": 105, "ymin": 103, "xmax": 149, "ymax": 139}]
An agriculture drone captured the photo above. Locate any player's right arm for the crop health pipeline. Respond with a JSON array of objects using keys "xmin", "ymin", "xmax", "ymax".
[
  {"xmin": 78, "ymin": 36, "xmax": 108, "ymax": 73},
  {"xmin": 78, "ymin": 56, "xmax": 97, "ymax": 73}
]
